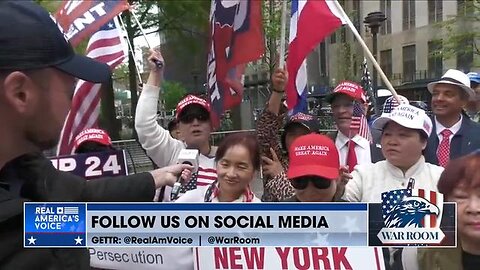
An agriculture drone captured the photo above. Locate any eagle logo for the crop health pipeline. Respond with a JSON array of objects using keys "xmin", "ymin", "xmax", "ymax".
[
  {"xmin": 381, "ymin": 189, "xmax": 443, "ymax": 229},
  {"xmin": 384, "ymin": 196, "xmax": 439, "ymax": 228}
]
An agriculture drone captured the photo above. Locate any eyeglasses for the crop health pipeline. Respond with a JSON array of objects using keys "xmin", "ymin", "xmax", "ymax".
[
  {"xmin": 291, "ymin": 177, "xmax": 332, "ymax": 190},
  {"xmin": 179, "ymin": 112, "xmax": 210, "ymax": 124}
]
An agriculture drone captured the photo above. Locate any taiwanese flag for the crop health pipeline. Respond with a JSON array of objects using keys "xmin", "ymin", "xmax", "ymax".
[
  {"xmin": 54, "ymin": 0, "xmax": 129, "ymax": 47},
  {"xmin": 206, "ymin": 0, "xmax": 265, "ymax": 128},
  {"xmin": 287, "ymin": 0, "xmax": 347, "ymax": 111}
]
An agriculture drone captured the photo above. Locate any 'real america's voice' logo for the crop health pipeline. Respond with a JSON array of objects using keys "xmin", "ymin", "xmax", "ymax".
[{"xmin": 377, "ymin": 188, "xmax": 445, "ymax": 245}]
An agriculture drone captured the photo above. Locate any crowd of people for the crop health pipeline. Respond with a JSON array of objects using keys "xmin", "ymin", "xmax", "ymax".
[{"xmin": 0, "ymin": 2, "xmax": 479, "ymax": 270}]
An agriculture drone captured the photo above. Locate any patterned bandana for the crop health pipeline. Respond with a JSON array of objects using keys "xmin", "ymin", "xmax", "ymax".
[{"xmin": 204, "ymin": 181, "xmax": 255, "ymax": 202}]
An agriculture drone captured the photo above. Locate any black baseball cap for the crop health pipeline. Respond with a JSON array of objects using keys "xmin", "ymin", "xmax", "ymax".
[
  {"xmin": 0, "ymin": 1, "xmax": 110, "ymax": 83},
  {"xmin": 284, "ymin": 112, "xmax": 320, "ymax": 133}
]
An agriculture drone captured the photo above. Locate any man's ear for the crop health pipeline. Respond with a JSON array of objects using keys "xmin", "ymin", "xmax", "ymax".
[{"xmin": 2, "ymin": 71, "xmax": 35, "ymax": 114}]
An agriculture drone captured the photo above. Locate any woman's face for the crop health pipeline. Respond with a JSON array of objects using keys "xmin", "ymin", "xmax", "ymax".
[
  {"xmin": 450, "ymin": 184, "xmax": 480, "ymax": 244},
  {"xmin": 216, "ymin": 145, "xmax": 256, "ymax": 199},
  {"xmin": 381, "ymin": 122, "xmax": 426, "ymax": 171}
]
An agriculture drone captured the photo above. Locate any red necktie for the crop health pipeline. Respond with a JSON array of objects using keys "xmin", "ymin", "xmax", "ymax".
[
  {"xmin": 437, "ymin": 129, "xmax": 453, "ymax": 167},
  {"xmin": 347, "ymin": 140, "xmax": 357, "ymax": 172}
]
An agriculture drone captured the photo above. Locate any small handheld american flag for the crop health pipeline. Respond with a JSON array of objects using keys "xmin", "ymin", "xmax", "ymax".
[{"xmin": 350, "ymin": 101, "xmax": 372, "ymax": 143}]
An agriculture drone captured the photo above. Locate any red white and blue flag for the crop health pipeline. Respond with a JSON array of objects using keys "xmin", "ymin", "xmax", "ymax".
[
  {"xmin": 287, "ymin": 0, "xmax": 347, "ymax": 111},
  {"xmin": 350, "ymin": 101, "xmax": 373, "ymax": 143},
  {"xmin": 57, "ymin": 19, "xmax": 126, "ymax": 155},
  {"xmin": 206, "ymin": 0, "xmax": 264, "ymax": 128},
  {"xmin": 55, "ymin": 0, "xmax": 129, "ymax": 46}
]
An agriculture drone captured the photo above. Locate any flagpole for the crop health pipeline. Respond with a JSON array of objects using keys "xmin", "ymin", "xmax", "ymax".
[
  {"xmin": 130, "ymin": 9, "xmax": 163, "ymax": 68},
  {"xmin": 279, "ymin": 0, "xmax": 287, "ymax": 68},
  {"xmin": 332, "ymin": 0, "xmax": 400, "ymax": 103},
  {"xmin": 117, "ymin": 15, "xmax": 143, "ymax": 85}
]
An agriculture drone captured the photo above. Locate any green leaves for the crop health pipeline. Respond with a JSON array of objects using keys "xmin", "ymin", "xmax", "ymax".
[{"xmin": 162, "ymin": 81, "xmax": 187, "ymax": 111}]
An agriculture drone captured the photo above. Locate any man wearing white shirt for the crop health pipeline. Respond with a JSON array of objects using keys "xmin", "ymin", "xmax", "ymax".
[
  {"xmin": 424, "ymin": 69, "xmax": 480, "ymax": 167},
  {"xmin": 326, "ymin": 81, "xmax": 372, "ymax": 171}
]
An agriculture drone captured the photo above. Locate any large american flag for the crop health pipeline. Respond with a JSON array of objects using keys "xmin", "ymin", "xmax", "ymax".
[
  {"xmin": 350, "ymin": 101, "xmax": 372, "ymax": 143},
  {"xmin": 360, "ymin": 58, "xmax": 376, "ymax": 119},
  {"xmin": 57, "ymin": 19, "xmax": 126, "ymax": 155}
]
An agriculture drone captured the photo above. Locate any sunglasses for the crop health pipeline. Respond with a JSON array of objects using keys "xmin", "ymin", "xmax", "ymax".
[
  {"xmin": 179, "ymin": 112, "xmax": 210, "ymax": 124},
  {"xmin": 291, "ymin": 176, "xmax": 332, "ymax": 190}
]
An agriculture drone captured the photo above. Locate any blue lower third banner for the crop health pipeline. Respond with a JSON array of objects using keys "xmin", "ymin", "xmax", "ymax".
[
  {"xmin": 25, "ymin": 203, "xmax": 368, "ymax": 247},
  {"xmin": 86, "ymin": 203, "xmax": 368, "ymax": 247},
  {"xmin": 24, "ymin": 203, "xmax": 87, "ymax": 247}
]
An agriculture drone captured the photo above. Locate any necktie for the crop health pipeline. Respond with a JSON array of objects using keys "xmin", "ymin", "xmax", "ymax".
[
  {"xmin": 437, "ymin": 129, "xmax": 453, "ymax": 167},
  {"xmin": 346, "ymin": 140, "xmax": 357, "ymax": 172}
]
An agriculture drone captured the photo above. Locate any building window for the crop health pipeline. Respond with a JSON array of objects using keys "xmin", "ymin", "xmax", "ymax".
[
  {"xmin": 428, "ymin": 40, "xmax": 443, "ymax": 78},
  {"xmin": 403, "ymin": 45, "xmax": 416, "ymax": 82},
  {"xmin": 380, "ymin": 49, "xmax": 392, "ymax": 79},
  {"xmin": 330, "ymin": 32, "xmax": 336, "ymax": 44},
  {"xmin": 352, "ymin": 0, "xmax": 361, "ymax": 31},
  {"xmin": 456, "ymin": 36, "xmax": 474, "ymax": 72},
  {"xmin": 380, "ymin": 0, "xmax": 392, "ymax": 35},
  {"xmin": 402, "ymin": 0, "xmax": 415, "ymax": 31},
  {"xmin": 457, "ymin": 0, "xmax": 474, "ymax": 16},
  {"xmin": 428, "ymin": 0, "xmax": 443, "ymax": 24}
]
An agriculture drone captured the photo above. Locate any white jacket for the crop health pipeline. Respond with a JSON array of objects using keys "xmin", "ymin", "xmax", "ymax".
[
  {"xmin": 342, "ymin": 156, "xmax": 444, "ymax": 202},
  {"xmin": 135, "ymin": 84, "xmax": 217, "ymax": 201}
]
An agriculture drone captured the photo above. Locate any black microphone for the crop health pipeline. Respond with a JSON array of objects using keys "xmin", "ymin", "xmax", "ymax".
[{"xmin": 170, "ymin": 149, "xmax": 199, "ymax": 200}]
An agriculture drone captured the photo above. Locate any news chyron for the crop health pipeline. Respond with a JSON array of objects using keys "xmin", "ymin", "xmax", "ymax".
[{"xmin": 24, "ymin": 199, "xmax": 456, "ymax": 248}]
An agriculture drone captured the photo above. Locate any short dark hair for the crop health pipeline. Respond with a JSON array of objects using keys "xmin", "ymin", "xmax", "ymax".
[
  {"xmin": 215, "ymin": 133, "xmax": 260, "ymax": 171},
  {"xmin": 382, "ymin": 122, "xmax": 428, "ymax": 142},
  {"xmin": 168, "ymin": 119, "xmax": 179, "ymax": 132},
  {"xmin": 75, "ymin": 141, "xmax": 114, "ymax": 154},
  {"xmin": 438, "ymin": 152, "xmax": 480, "ymax": 199}
]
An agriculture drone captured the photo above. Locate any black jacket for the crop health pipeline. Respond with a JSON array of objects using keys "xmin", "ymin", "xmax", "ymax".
[
  {"xmin": 424, "ymin": 116, "xmax": 480, "ymax": 165},
  {"xmin": 0, "ymin": 152, "xmax": 156, "ymax": 270}
]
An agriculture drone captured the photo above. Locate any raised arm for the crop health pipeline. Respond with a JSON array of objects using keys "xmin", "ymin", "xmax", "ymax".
[{"xmin": 135, "ymin": 49, "xmax": 184, "ymax": 167}]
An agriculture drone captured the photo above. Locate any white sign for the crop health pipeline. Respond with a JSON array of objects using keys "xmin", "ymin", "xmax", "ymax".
[{"xmin": 194, "ymin": 247, "xmax": 385, "ymax": 270}]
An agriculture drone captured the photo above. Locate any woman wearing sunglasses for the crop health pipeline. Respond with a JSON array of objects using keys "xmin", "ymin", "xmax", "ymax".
[
  {"xmin": 283, "ymin": 134, "xmax": 340, "ymax": 202},
  {"xmin": 136, "ymin": 49, "xmax": 217, "ymax": 201}
]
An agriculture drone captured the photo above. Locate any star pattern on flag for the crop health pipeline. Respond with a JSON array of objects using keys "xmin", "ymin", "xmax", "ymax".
[
  {"xmin": 179, "ymin": 173, "xmax": 198, "ymax": 194},
  {"xmin": 382, "ymin": 189, "xmax": 411, "ymax": 219}
]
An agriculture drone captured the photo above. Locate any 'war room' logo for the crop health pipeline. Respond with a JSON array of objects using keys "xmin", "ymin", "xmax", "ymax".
[{"xmin": 377, "ymin": 188, "xmax": 445, "ymax": 245}]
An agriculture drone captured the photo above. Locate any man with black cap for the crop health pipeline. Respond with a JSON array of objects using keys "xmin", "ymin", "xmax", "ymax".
[
  {"xmin": 0, "ymin": 2, "xmax": 191, "ymax": 269},
  {"xmin": 424, "ymin": 69, "xmax": 480, "ymax": 167}
]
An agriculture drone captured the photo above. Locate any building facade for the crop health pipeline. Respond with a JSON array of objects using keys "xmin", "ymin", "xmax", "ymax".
[{"xmin": 321, "ymin": 0, "xmax": 479, "ymax": 103}]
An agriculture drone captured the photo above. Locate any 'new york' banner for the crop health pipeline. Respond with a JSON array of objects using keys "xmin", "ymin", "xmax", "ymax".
[
  {"xmin": 54, "ymin": 0, "xmax": 129, "ymax": 47},
  {"xmin": 207, "ymin": 0, "xmax": 264, "ymax": 128}
]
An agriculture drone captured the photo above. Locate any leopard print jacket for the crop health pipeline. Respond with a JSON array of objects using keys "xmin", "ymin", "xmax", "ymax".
[{"xmin": 256, "ymin": 109, "xmax": 295, "ymax": 202}]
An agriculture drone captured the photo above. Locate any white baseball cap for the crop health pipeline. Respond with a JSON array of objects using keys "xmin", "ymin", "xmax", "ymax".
[
  {"xmin": 427, "ymin": 69, "xmax": 475, "ymax": 98},
  {"xmin": 373, "ymin": 104, "xmax": 432, "ymax": 137},
  {"xmin": 381, "ymin": 95, "xmax": 409, "ymax": 117}
]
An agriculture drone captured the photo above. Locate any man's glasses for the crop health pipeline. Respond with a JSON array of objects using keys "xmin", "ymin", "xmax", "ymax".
[
  {"xmin": 291, "ymin": 176, "xmax": 332, "ymax": 190},
  {"xmin": 179, "ymin": 112, "xmax": 210, "ymax": 124}
]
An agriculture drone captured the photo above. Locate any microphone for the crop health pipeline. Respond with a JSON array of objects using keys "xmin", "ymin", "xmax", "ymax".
[{"xmin": 170, "ymin": 149, "xmax": 199, "ymax": 200}]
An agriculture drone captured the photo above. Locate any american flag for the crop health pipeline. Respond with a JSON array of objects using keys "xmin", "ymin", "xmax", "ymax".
[
  {"xmin": 360, "ymin": 58, "xmax": 377, "ymax": 118},
  {"xmin": 381, "ymin": 189, "xmax": 443, "ymax": 228},
  {"xmin": 57, "ymin": 18, "xmax": 126, "ymax": 155},
  {"xmin": 350, "ymin": 101, "xmax": 372, "ymax": 143}
]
